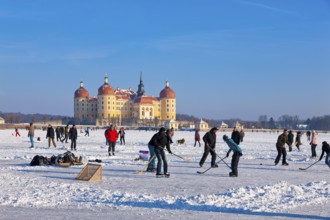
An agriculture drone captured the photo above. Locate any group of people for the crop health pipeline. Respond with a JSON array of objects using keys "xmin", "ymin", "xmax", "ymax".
[
  {"xmin": 27, "ymin": 123, "xmax": 78, "ymax": 151},
  {"xmin": 274, "ymin": 129, "xmax": 329, "ymax": 167}
]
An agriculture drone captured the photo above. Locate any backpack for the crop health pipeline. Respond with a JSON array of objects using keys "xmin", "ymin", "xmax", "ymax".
[{"xmin": 30, "ymin": 155, "xmax": 47, "ymax": 166}]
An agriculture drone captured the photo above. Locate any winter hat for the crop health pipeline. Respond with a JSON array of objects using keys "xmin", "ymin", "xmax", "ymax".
[
  {"xmin": 159, "ymin": 127, "xmax": 166, "ymax": 133},
  {"xmin": 211, "ymin": 127, "xmax": 219, "ymax": 132}
]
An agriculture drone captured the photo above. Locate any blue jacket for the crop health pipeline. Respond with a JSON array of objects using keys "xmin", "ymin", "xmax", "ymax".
[{"xmin": 223, "ymin": 135, "xmax": 242, "ymax": 154}]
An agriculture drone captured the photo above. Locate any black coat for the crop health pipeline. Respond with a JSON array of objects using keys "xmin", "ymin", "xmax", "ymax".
[
  {"xmin": 288, "ymin": 132, "xmax": 294, "ymax": 145},
  {"xmin": 231, "ymin": 131, "xmax": 241, "ymax": 145},
  {"xmin": 69, "ymin": 127, "xmax": 78, "ymax": 140},
  {"xmin": 276, "ymin": 133, "xmax": 290, "ymax": 148},
  {"xmin": 46, "ymin": 127, "xmax": 55, "ymax": 138},
  {"xmin": 203, "ymin": 131, "xmax": 217, "ymax": 148}
]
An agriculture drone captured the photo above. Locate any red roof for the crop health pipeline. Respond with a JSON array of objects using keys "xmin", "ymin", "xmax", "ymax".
[
  {"xmin": 134, "ymin": 96, "xmax": 159, "ymax": 104},
  {"xmin": 160, "ymin": 87, "xmax": 176, "ymax": 99},
  {"xmin": 98, "ymin": 84, "xmax": 115, "ymax": 96},
  {"xmin": 74, "ymin": 87, "xmax": 89, "ymax": 99}
]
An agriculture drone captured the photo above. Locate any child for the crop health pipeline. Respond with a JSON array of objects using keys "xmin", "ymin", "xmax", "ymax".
[
  {"xmin": 223, "ymin": 135, "xmax": 243, "ymax": 177},
  {"xmin": 319, "ymin": 141, "xmax": 330, "ymax": 168}
]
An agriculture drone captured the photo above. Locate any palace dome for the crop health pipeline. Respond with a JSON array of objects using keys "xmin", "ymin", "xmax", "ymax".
[
  {"xmin": 74, "ymin": 82, "xmax": 89, "ymax": 98},
  {"xmin": 160, "ymin": 81, "xmax": 176, "ymax": 99},
  {"xmin": 98, "ymin": 76, "xmax": 115, "ymax": 96}
]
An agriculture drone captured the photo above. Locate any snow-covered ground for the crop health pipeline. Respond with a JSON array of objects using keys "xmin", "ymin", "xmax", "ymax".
[{"xmin": 0, "ymin": 129, "xmax": 329, "ymax": 220}]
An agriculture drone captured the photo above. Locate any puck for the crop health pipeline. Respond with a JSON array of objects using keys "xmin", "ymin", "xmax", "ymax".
[{"xmin": 260, "ymin": 163, "xmax": 263, "ymax": 165}]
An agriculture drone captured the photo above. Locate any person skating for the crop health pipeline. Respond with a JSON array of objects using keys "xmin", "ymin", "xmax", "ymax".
[
  {"xmin": 105, "ymin": 125, "xmax": 118, "ymax": 156},
  {"xmin": 310, "ymin": 130, "xmax": 318, "ymax": 158},
  {"xmin": 154, "ymin": 127, "xmax": 173, "ymax": 177},
  {"xmin": 194, "ymin": 129, "xmax": 201, "ymax": 147},
  {"xmin": 274, "ymin": 129, "xmax": 290, "ymax": 166},
  {"xmin": 84, "ymin": 127, "xmax": 90, "ymax": 136},
  {"xmin": 199, "ymin": 127, "xmax": 219, "ymax": 168},
  {"xmin": 295, "ymin": 131, "xmax": 302, "ymax": 150},
  {"xmin": 319, "ymin": 141, "xmax": 330, "ymax": 168},
  {"xmin": 287, "ymin": 130, "xmax": 294, "ymax": 152},
  {"xmin": 223, "ymin": 135, "xmax": 243, "ymax": 177},
  {"xmin": 69, "ymin": 124, "xmax": 78, "ymax": 151},
  {"xmin": 146, "ymin": 129, "xmax": 160, "ymax": 172},
  {"xmin": 28, "ymin": 123, "xmax": 35, "ymax": 148},
  {"xmin": 15, "ymin": 128, "xmax": 20, "ymax": 137},
  {"xmin": 46, "ymin": 124, "xmax": 56, "ymax": 148},
  {"xmin": 119, "ymin": 128, "xmax": 125, "ymax": 145}
]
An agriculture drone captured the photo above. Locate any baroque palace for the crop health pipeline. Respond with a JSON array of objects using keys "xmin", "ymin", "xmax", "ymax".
[{"xmin": 74, "ymin": 74, "xmax": 176, "ymax": 126}]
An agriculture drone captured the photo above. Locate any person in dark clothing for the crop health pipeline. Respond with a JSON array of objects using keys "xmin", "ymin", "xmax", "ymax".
[
  {"xmin": 319, "ymin": 141, "xmax": 330, "ymax": 168},
  {"xmin": 194, "ymin": 129, "xmax": 201, "ymax": 147},
  {"xmin": 154, "ymin": 127, "xmax": 172, "ymax": 177},
  {"xmin": 295, "ymin": 131, "xmax": 302, "ymax": 150},
  {"xmin": 239, "ymin": 129, "xmax": 245, "ymax": 142},
  {"xmin": 61, "ymin": 125, "xmax": 69, "ymax": 143},
  {"xmin": 306, "ymin": 130, "xmax": 311, "ymax": 142},
  {"xmin": 69, "ymin": 124, "xmax": 78, "ymax": 151},
  {"xmin": 55, "ymin": 127, "xmax": 61, "ymax": 142},
  {"xmin": 84, "ymin": 127, "xmax": 90, "ymax": 136},
  {"xmin": 223, "ymin": 135, "xmax": 243, "ymax": 177},
  {"xmin": 274, "ymin": 129, "xmax": 290, "ymax": 166},
  {"xmin": 146, "ymin": 130, "xmax": 160, "ymax": 172},
  {"xmin": 231, "ymin": 128, "xmax": 241, "ymax": 145},
  {"xmin": 46, "ymin": 124, "xmax": 56, "ymax": 148},
  {"xmin": 119, "ymin": 128, "xmax": 125, "ymax": 145},
  {"xmin": 287, "ymin": 130, "xmax": 294, "ymax": 152},
  {"xmin": 199, "ymin": 127, "xmax": 219, "ymax": 168}
]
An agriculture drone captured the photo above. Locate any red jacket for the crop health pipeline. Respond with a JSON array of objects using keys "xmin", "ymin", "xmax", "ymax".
[{"xmin": 106, "ymin": 129, "xmax": 118, "ymax": 143}]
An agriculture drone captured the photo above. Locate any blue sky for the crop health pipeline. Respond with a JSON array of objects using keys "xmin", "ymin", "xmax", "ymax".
[{"xmin": 0, "ymin": 0, "xmax": 329, "ymax": 120}]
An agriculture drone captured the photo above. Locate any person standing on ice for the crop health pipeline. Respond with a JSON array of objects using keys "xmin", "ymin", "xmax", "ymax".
[
  {"xmin": 306, "ymin": 130, "xmax": 311, "ymax": 142},
  {"xmin": 287, "ymin": 130, "xmax": 294, "ymax": 152},
  {"xmin": 194, "ymin": 129, "xmax": 201, "ymax": 147},
  {"xmin": 105, "ymin": 124, "xmax": 118, "ymax": 156},
  {"xmin": 295, "ymin": 131, "xmax": 302, "ymax": 150},
  {"xmin": 239, "ymin": 129, "xmax": 245, "ymax": 143},
  {"xmin": 61, "ymin": 125, "xmax": 69, "ymax": 143},
  {"xmin": 118, "ymin": 127, "xmax": 125, "ymax": 145},
  {"xmin": 223, "ymin": 135, "xmax": 243, "ymax": 177},
  {"xmin": 28, "ymin": 122, "xmax": 35, "ymax": 148},
  {"xmin": 231, "ymin": 128, "xmax": 241, "ymax": 145},
  {"xmin": 46, "ymin": 124, "xmax": 56, "ymax": 148},
  {"xmin": 146, "ymin": 129, "xmax": 160, "ymax": 172},
  {"xmin": 69, "ymin": 124, "xmax": 78, "ymax": 151},
  {"xmin": 274, "ymin": 129, "xmax": 290, "ymax": 166},
  {"xmin": 199, "ymin": 127, "xmax": 219, "ymax": 168},
  {"xmin": 154, "ymin": 127, "xmax": 172, "ymax": 177},
  {"xmin": 319, "ymin": 141, "xmax": 330, "ymax": 168},
  {"xmin": 310, "ymin": 130, "xmax": 318, "ymax": 158}
]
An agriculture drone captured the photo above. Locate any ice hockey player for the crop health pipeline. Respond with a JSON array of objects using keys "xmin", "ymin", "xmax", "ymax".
[
  {"xmin": 199, "ymin": 127, "xmax": 219, "ymax": 168},
  {"xmin": 319, "ymin": 141, "xmax": 330, "ymax": 168},
  {"xmin": 274, "ymin": 129, "xmax": 290, "ymax": 166},
  {"xmin": 223, "ymin": 135, "xmax": 243, "ymax": 177}
]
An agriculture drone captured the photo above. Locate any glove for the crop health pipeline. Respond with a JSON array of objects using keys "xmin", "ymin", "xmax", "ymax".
[
  {"xmin": 168, "ymin": 151, "xmax": 173, "ymax": 154},
  {"xmin": 226, "ymin": 152, "xmax": 230, "ymax": 158}
]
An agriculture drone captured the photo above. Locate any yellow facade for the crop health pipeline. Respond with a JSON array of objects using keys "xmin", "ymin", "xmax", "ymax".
[{"xmin": 74, "ymin": 76, "xmax": 176, "ymax": 126}]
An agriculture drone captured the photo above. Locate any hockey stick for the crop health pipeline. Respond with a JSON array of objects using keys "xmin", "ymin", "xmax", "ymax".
[
  {"xmin": 169, "ymin": 152, "xmax": 192, "ymax": 162},
  {"xmin": 299, "ymin": 160, "xmax": 320, "ymax": 170},
  {"xmin": 136, "ymin": 155, "xmax": 156, "ymax": 174},
  {"xmin": 197, "ymin": 157, "xmax": 226, "ymax": 174},
  {"xmin": 205, "ymin": 144, "xmax": 231, "ymax": 169}
]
